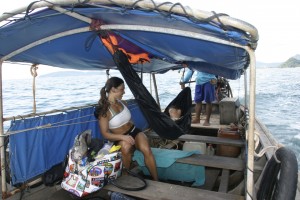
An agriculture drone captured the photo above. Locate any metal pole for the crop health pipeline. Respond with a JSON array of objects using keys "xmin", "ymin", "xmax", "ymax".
[
  {"xmin": 246, "ymin": 48, "xmax": 256, "ymax": 200},
  {"xmin": 244, "ymin": 70, "xmax": 248, "ymax": 108},
  {"xmin": 0, "ymin": 61, "xmax": 7, "ymax": 197},
  {"xmin": 151, "ymin": 73, "xmax": 160, "ymax": 109},
  {"xmin": 149, "ymin": 73, "xmax": 152, "ymax": 95}
]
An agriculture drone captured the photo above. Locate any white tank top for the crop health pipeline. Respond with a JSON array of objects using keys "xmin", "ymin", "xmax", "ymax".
[{"xmin": 108, "ymin": 100, "xmax": 131, "ymax": 129}]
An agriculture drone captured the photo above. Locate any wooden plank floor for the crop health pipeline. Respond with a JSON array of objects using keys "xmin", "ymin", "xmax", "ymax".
[
  {"xmin": 191, "ymin": 113, "xmax": 228, "ymax": 130},
  {"xmin": 104, "ymin": 175, "xmax": 244, "ymax": 200},
  {"xmin": 218, "ymin": 169, "xmax": 230, "ymax": 193}
]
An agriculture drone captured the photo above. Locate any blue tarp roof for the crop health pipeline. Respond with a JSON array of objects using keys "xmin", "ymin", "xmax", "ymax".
[{"xmin": 0, "ymin": 3, "xmax": 257, "ymax": 79}]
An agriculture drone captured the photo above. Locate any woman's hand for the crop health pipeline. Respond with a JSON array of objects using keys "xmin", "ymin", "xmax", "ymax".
[{"xmin": 122, "ymin": 134, "xmax": 135, "ymax": 145}]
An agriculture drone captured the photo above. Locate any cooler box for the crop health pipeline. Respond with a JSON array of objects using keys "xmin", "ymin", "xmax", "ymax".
[
  {"xmin": 216, "ymin": 128, "xmax": 241, "ymax": 157},
  {"xmin": 219, "ymin": 97, "xmax": 240, "ymax": 125},
  {"xmin": 133, "ymin": 148, "xmax": 205, "ymax": 186}
]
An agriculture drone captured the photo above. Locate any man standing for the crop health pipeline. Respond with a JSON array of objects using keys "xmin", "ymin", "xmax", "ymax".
[{"xmin": 181, "ymin": 67, "xmax": 216, "ymax": 126}]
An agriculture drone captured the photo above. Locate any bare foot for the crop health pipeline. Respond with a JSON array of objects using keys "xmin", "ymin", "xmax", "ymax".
[
  {"xmin": 192, "ymin": 118, "xmax": 200, "ymax": 123},
  {"xmin": 203, "ymin": 121, "xmax": 210, "ymax": 126}
]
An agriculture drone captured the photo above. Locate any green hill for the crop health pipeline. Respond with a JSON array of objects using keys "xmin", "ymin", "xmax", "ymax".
[{"xmin": 280, "ymin": 55, "xmax": 300, "ymax": 68}]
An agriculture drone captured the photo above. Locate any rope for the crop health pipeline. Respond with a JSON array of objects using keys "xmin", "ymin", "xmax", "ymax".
[
  {"xmin": 250, "ymin": 130, "xmax": 281, "ymax": 163},
  {"xmin": 254, "ymin": 131, "xmax": 260, "ymax": 150},
  {"xmin": 24, "ymin": 1, "xmax": 40, "ymax": 20},
  {"xmin": 5, "ymin": 119, "xmax": 98, "ymax": 136},
  {"xmin": 48, "ymin": 113, "xmax": 95, "ymax": 126},
  {"xmin": 5, "ymin": 113, "xmax": 97, "ymax": 136},
  {"xmin": 106, "ymin": 69, "xmax": 110, "ymax": 79},
  {"xmin": 30, "ymin": 64, "xmax": 38, "ymax": 114},
  {"xmin": 254, "ymin": 146, "xmax": 278, "ymax": 158}
]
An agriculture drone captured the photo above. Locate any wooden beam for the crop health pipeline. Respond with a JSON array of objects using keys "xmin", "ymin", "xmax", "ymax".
[
  {"xmin": 147, "ymin": 131, "xmax": 244, "ymax": 147},
  {"xmin": 198, "ymin": 168, "xmax": 221, "ymax": 190},
  {"xmin": 176, "ymin": 154, "xmax": 244, "ymax": 171},
  {"xmin": 218, "ymin": 169, "xmax": 230, "ymax": 193}
]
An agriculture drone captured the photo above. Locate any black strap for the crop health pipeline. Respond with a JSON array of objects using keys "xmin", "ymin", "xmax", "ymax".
[
  {"xmin": 108, "ymin": 168, "xmax": 147, "ymax": 191},
  {"xmin": 81, "ymin": 168, "xmax": 146, "ymax": 200}
]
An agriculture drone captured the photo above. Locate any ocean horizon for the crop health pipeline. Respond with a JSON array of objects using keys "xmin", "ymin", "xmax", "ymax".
[{"xmin": 2, "ymin": 67, "xmax": 300, "ymax": 168}]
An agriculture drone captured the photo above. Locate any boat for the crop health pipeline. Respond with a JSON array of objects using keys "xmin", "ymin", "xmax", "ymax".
[{"xmin": 0, "ymin": 0, "xmax": 299, "ymax": 199}]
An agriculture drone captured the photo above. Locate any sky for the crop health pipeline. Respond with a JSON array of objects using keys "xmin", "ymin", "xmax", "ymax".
[{"xmin": 1, "ymin": 0, "xmax": 299, "ymax": 79}]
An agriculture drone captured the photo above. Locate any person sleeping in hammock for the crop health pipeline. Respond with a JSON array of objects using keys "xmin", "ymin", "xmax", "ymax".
[
  {"xmin": 168, "ymin": 105, "xmax": 182, "ymax": 121},
  {"xmin": 95, "ymin": 77, "xmax": 158, "ymax": 181}
]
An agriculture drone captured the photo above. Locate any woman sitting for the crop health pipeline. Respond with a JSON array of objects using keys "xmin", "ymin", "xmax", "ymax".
[{"xmin": 96, "ymin": 77, "xmax": 158, "ymax": 180}]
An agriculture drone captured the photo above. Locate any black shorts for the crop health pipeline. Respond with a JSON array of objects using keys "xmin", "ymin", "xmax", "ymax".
[{"xmin": 125, "ymin": 126, "xmax": 141, "ymax": 139}]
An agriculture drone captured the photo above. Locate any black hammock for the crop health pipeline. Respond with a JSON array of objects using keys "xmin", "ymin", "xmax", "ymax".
[{"xmin": 113, "ymin": 50, "xmax": 192, "ymax": 140}]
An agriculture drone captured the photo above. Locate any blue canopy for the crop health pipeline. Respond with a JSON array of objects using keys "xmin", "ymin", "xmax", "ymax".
[{"xmin": 0, "ymin": 1, "xmax": 258, "ymax": 79}]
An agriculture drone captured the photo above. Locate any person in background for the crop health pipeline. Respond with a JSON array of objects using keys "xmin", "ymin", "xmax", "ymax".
[
  {"xmin": 181, "ymin": 66, "xmax": 217, "ymax": 126},
  {"xmin": 96, "ymin": 77, "xmax": 158, "ymax": 180}
]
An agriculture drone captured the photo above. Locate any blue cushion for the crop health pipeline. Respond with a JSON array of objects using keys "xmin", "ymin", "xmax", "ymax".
[
  {"xmin": 133, "ymin": 148, "xmax": 205, "ymax": 186},
  {"xmin": 127, "ymin": 99, "xmax": 149, "ymax": 131}
]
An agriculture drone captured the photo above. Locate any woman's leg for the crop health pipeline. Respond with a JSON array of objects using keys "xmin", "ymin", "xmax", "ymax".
[
  {"xmin": 118, "ymin": 140, "xmax": 134, "ymax": 170},
  {"xmin": 135, "ymin": 132, "xmax": 158, "ymax": 181}
]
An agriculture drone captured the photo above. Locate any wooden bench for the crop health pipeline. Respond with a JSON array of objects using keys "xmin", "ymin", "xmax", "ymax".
[
  {"xmin": 176, "ymin": 154, "xmax": 244, "ymax": 171},
  {"xmin": 143, "ymin": 131, "xmax": 245, "ymax": 194},
  {"xmin": 103, "ymin": 174, "xmax": 244, "ymax": 200},
  {"xmin": 146, "ymin": 131, "xmax": 245, "ymax": 171},
  {"xmin": 146, "ymin": 131, "xmax": 244, "ymax": 147}
]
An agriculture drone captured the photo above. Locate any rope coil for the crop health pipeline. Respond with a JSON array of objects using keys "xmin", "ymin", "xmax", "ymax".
[{"xmin": 30, "ymin": 64, "xmax": 39, "ymax": 114}]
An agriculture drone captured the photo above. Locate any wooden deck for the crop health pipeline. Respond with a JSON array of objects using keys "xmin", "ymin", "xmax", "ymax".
[
  {"xmin": 191, "ymin": 113, "xmax": 228, "ymax": 130},
  {"xmin": 104, "ymin": 175, "xmax": 244, "ymax": 200},
  {"xmin": 3, "ymin": 107, "xmax": 247, "ymax": 200}
]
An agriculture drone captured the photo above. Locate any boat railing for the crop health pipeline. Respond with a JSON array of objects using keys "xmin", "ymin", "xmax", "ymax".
[{"xmin": 2, "ymin": 104, "xmax": 97, "ymax": 123}]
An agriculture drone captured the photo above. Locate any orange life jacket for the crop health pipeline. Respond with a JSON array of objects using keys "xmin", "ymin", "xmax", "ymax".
[{"xmin": 100, "ymin": 34, "xmax": 150, "ymax": 64}]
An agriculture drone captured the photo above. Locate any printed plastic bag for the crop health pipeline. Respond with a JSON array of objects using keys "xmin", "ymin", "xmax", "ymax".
[{"xmin": 61, "ymin": 151, "xmax": 122, "ymax": 197}]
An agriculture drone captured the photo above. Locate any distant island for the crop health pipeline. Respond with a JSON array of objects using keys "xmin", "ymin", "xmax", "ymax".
[
  {"xmin": 40, "ymin": 69, "xmax": 122, "ymax": 78},
  {"xmin": 40, "ymin": 54, "xmax": 300, "ymax": 78},
  {"xmin": 256, "ymin": 61, "xmax": 280, "ymax": 68},
  {"xmin": 279, "ymin": 54, "xmax": 300, "ymax": 68},
  {"xmin": 256, "ymin": 54, "xmax": 300, "ymax": 68},
  {"xmin": 40, "ymin": 71, "xmax": 97, "ymax": 78}
]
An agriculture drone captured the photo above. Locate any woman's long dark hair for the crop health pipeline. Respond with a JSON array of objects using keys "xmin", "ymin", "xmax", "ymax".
[{"xmin": 95, "ymin": 77, "xmax": 124, "ymax": 119}]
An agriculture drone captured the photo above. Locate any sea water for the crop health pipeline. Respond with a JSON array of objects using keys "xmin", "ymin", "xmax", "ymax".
[{"xmin": 2, "ymin": 67, "xmax": 300, "ymax": 168}]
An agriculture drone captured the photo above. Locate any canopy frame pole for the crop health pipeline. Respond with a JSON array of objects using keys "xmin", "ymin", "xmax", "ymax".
[
  {"xmin": 246, "ymin": 47, "xmax": 256, "ymax": 200},
  {"xmin": 0, "ymin": 61, "xmax": 7, "ymax": 197},
  {"xmin": 244, "ymin": 70, "xmax": 248, "ymax": 108},
  {"xmin": 150, "ymin": 73, "xmax": 153, "ymax": 95},
  {"xmin": 1, "ymin": 24, "xmax": 246, "ymax": 63},
  {"xmin": 0, "ymin": 27, "xmax": 90, "ymax": 62},
  {"xmin": 0, "ymin": 0, "xmax": 259, "ymax": 43},
  {"xmin": 51, "ymin": 5, "xmax": 91, "ymax": 23},
  {"xmin": 151, "ymin": 73, "xmax": 160, "ymax": 109}
]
